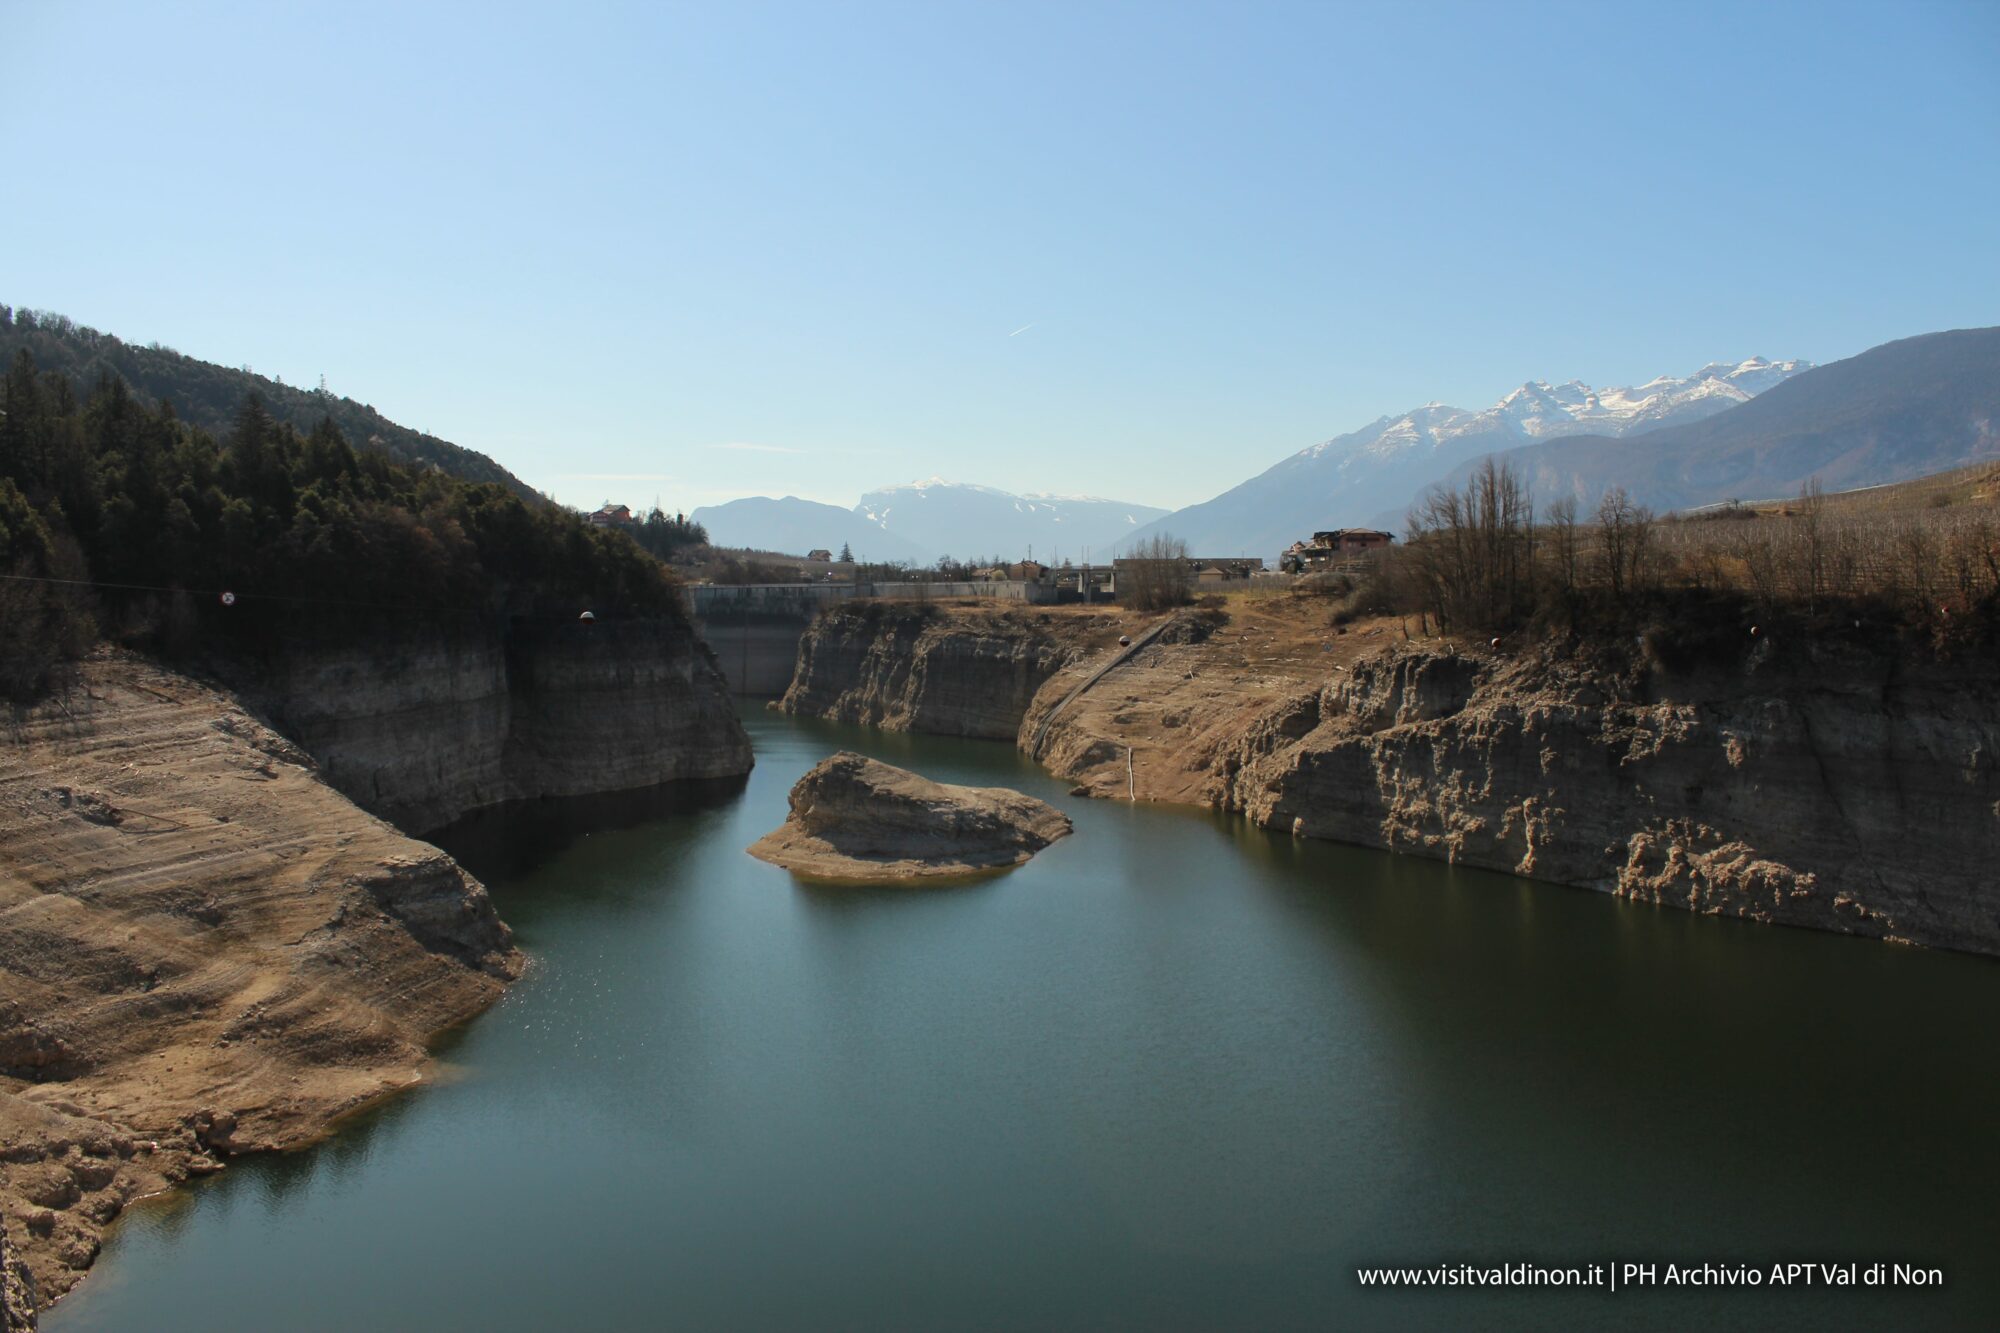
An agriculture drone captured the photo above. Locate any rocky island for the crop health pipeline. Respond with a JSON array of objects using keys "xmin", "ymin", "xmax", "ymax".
[
  {"xmin": 776, "ymin": 589, "xmax": 2000, "ymax": 956},
  {"xmin": 749, "ymin": 752, "xmax": 1072, "ymax": 880}
]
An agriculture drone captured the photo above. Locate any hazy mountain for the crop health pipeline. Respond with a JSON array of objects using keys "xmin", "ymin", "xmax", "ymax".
[
  {"xmin": 690, "ymin": 495, "xmax": 934, "ymax": 563},
  {"xmin": 1424, "ymin": 327, "xmax": 2000, "ymax": 514},
  {"xmin": 854, "ymin": 478, "xmax": 1170, "ymax": 563},
  {"xmin": 0, "ymin": 306, "xmax": 538, "ymax": 499},
  {"xmin": 1123, "ymin": 357, "xmax": 1811, "ymax": 559}
]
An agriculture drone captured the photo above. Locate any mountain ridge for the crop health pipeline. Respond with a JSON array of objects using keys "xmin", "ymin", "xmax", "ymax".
[
  {"xmin": 1123, "ymin": 355, "xmax": 1814, "ymax": 559},
  {"xmin": 1423, "ymin": 326, "xmax": 2000, "ymax": 515},
  {"xmin": 687, "ymin": 495, "xmax": 934, "ymax": 563},
  {"xmin": 695, "ymin": 480, "xmax": 1169, "ymax": 563},
  {"xmin": 855, "ymin": 478, "xmax": 1169, "ymax": 561},
  {"xmin": 0, "ymin": 306, "xmax": 540, "ymax": 500}
]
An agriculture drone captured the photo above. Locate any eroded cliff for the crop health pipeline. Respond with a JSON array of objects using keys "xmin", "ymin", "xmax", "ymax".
[
  {"xmin": 780, "ymin": 595, "xmax": 2000, "ymax": 956},
  {"xmin": 218, "ymin": 617, "xmax": 753, "ymax": 832},
  {"xmin": 0, "ymin": 651, "xmax": 523, "ymax": 1312},
  {"xmin": 1207, "ymin": 639, "xmax": 2000, "ymax": 952},
  {"xmin": 776, "ymin": 604, "xmax": 1098, "ymax": 739}
]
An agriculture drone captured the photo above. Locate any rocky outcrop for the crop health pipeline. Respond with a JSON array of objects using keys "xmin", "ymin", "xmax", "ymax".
[
  {"xmin": 777, "ymin": 605, "xmax": 1083, "ymax": 739},
  {"xmin": 1208, "ymin": 640, "xmax": 2000, "ymax": 954},
  {"xmin": 1, "ymin": 1221, "xmax": 32, "ymax": 1331},
  {"xmin": 777, "ymin": 595, "xmax": 2000, "ymax": 949},
  {"xmin": 218, "ymin": 617, "xmax": 753, "ymax": 833},
  {"xmin": 0, "ymin": 651, "xmax": 523, "ymax": 1310},
  {"xmin": 749, "ymin": 752, "xmax": 1071, "ymax": 879}
]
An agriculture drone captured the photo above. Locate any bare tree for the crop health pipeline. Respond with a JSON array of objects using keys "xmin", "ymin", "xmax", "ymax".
[
  {"xmin": 1595, "ymin": 487, "xmax": 1654, "ymax": 603},
  {"xmin": 1405, "ymin": 458, "xmax": 1537, "ymax": 630},
  {"xmin": 1122, "ymin": 534, "xmax": 1192, "ymax": 611},
  {"xmin": 1546, "ymin": 494, "xmax": 1581, "ymax": 599},
  {"xmin": 1797, "ymin": 476, "xmax": 1827, "ymax": 608}
]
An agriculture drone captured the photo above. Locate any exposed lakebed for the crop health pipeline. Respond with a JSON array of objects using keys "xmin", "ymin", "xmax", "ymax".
[{"xmin": 47, "ymin": 710, "xmax": 2000, "ymax": 1330}]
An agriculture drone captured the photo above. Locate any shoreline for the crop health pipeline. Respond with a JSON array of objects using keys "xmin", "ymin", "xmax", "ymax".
[
  {"xmin": 0, "ymin": 651, "xmax": 523, "ymax": 1317},
  {"xmin": 779, "ymin": 594, "xmax": 2000, "ymax": 957}
]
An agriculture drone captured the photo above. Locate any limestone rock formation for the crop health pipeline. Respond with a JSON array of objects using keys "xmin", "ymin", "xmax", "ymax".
[
  {"xmin": 1, "ymin": 1221, "xmax": 32, "ymax": 1331},
  {"xmin": 750, "ymin": 752, "xmax": 1071, "ymax": 879},
  {"xmin": 217, "ymin": 617, "xmax": 754, "ymax": 833},
  {"xmin": 777, "ymin": 604, "xmax": 1082, "ymax": 740},
  {"xmin": 778, "ymin": 594, "xmax": 2000, "ymax": 955},
  {"xmin": 0, "ymin": 650, "xmax": 523, "ymax": 1311},
  {"xmin": 1204, "ymin": 640, "xmax": 2000, "ymax": 954}
]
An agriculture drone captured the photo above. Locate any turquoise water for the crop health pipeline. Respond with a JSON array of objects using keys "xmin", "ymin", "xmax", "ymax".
[{"xmin": 47, "ymin": 710, "xmax": 2000, "ymax": 1330}]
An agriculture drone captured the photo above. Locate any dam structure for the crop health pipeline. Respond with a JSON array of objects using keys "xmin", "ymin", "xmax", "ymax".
[{"xmin": 689, "ymin": 580, "xmax": 1063, "ymax": 693}]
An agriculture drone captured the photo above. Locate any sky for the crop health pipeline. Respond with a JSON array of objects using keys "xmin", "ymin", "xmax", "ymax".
[{"xmin": 5, "ymin": 0, "xmax": 1997, "ymax": 514}]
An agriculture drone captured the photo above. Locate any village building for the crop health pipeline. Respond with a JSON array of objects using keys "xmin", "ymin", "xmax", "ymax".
[
  {"xmin": 805, "ymin": 548, "xmax": 834, "ymax": 562},
  {"xmin": 1280, "ymin": 528, "xmax": 1394, "ymax": 573},
  {"xmin": 587, "ymin": 503, "xmax": 634, "ymax": 528}
]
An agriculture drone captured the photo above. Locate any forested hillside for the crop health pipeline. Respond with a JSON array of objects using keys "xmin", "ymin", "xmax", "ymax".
[
  {"xmin": 0, "ymin": 305, "xmax": 536, "ymax": 498},
  {"xmin": 0, "ymin": 345, "xmax": 682, "ymax": 697}
]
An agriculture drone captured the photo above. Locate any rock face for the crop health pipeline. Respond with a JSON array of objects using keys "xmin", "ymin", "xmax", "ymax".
[
  {"xmin": 219, "ymin": 617, "xmax": 753, "ymax": 833},
  {"xmin": 0, "ymin": 651, "xmax": 523, "ymax": 1311},
  {"xmin": 777, "ymin": 605, "xmax": 1081, "ymax": 739},
  {"xmin": 749, "ymin": 752, "xmax": 1071, "ymax": 879},
  {"xmin": 780, "ymin": 596, "xmax": 2000, "ymax": 955},
  {"xmin": 1208, "ymin": 641, "xmax": 2000, "ymax": 954},
  {"xmin": 1, "ymin": 1223, "xmax": 31, "ymax": 1332}
]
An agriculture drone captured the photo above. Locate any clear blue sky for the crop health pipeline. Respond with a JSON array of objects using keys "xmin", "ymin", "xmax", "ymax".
[{"xmin": 6, "ymin": 0, "xmax": 1996, "ymax": 513}]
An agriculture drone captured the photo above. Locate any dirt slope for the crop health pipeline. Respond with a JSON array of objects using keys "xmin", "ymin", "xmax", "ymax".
[{"xmin": 0, "ymin": 650, "xmax": 521, "ymax": 1313}]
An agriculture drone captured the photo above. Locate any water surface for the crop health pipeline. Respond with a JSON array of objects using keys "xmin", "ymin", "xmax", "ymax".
[{"xmin": 49, "ymin": 711, "xmax": 2000, "ymax": 1330}]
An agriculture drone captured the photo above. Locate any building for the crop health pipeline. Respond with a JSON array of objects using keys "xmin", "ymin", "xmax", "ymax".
[
  {"xmin": 805, "ymin": 548, "xmax": 834, "ymax": 562},
  {"xmin": 587, "ymin": 503, "xmax": 634, "ymax": 528},
  {"xmin": 1319, "ymin": 528, "xmax": 1394, "ymax": 552},
  {"xmin": 1281, "ymin": 528, "xmax": 1394, "ymax": 573}
]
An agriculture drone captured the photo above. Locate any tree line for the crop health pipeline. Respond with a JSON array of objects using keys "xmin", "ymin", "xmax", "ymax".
[
  {"xmin": 0, "ymin": 348, "xmax": 690, "ymax": 697},
  {"xmin": 1347, "ymin": 458, "xmax": 2000, "ymax": 645},
  {"xmin": 0, "ymin": 304, "xmax": 533, "ymax": 497}
]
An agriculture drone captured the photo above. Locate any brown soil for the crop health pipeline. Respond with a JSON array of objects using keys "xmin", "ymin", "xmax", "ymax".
[
  {"xmin": 0, "ymin": 650, "xmax": 522, "ymax": 1313},
  {"xmin": 1025, "ymin": 593, "xmax": 1404, "ymax": 802}
]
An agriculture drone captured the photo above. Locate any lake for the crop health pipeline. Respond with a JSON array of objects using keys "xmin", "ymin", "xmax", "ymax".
[{"xmin": 47, "ymin": 709, "xmax": 2000, "ymax": 1330}]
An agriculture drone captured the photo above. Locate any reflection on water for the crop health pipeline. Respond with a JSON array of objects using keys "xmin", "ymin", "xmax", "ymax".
[
  {"xmin": 47, "ymin": 711, "xmax": 2000, "ymax": 1332},
  {"xmin": 432, "ymin": 774, "xmax": 750, "ymax": 881}
]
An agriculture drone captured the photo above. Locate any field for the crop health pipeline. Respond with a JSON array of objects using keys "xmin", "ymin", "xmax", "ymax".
[{"xmin": 1653, "ymin": 461, "xmax": 2000, "ymax": 607}]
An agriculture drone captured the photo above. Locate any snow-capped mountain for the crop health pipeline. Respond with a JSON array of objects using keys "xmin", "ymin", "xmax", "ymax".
[
  {"xmin": 855, "ymin": 478, "xmax": 1169, "ymax": 563},
  {"xmin": 1122, "ymin": 357, "xmax": 1811, "ymax": 560},
  {"xmin": 1309, "ymin": 358, "xmax": 1811, "ymax": 466},
  {"xmin": 1429, "ymin": 331, "xmax": 2000, "ymax": 517}
]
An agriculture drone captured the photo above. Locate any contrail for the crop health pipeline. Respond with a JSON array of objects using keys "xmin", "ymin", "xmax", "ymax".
[{"xmin": 1009, "ymin": 322, "xmax": 1036, "ymax": 337}]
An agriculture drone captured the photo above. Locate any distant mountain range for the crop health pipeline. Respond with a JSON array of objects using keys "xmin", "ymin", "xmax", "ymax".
[
  {"xmin": 30, "ymin": 304, "xmax": 1986, "ymax": 570},
  {"xmin": 0, "ymin": 307, "xmax": 538, "ymax": 499},
  {"xmin": 855, "ymin": 479, "xmax": 1167, "ymax": 563},
  {"xmin": 1426, "ymin": 328, "xmax": 2000, "ymax": 514},
  {"xmin": 1123, "ymin": 357, "xmax": 1814, "ymax": 559},
  {"xmin": 686, "ymin": 495, "xmax": 935, "ymax": 563},
  {"xmin": 695, "ymin": 480, "xmax": 1168, "ymax": 564}
]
